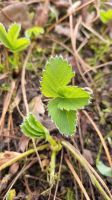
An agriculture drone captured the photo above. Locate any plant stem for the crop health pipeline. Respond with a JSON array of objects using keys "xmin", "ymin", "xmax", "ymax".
[
  {"xmin": 50, "ymin": 150, "xmax": 57, "ymax": 185},
  {"xmin": 44, "ymin": 129, "xmax": 62, "ymax": 185},
  {"xmin": 13, "ymin": 52, "xmax": 19, "ymax": 73},
  {"xmin": 44, "ymin": 129, "xmax": 58, "ymax": 147},
  {"xmin": 0, "ymin": 144, "xmax": 48, "ymax": 171},
  {"xmin": 62, "ymin": 140, "xmax": 111, "ymax": 200}
]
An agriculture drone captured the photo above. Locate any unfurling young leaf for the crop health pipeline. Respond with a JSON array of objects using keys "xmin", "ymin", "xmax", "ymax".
[
  {"xmin": 20, "ymin": 113, "xmax": 59, "ymax": 148},
  {"xmin": 20, "ymin": 113, "xmax": 46, "ymax": 139},
  {"xmin": 41, "ymin": 56, "xmax": 91, "ymax": 136}
]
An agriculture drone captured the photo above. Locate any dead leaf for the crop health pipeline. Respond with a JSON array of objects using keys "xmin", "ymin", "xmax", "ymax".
[
  {"xmin": 0, "ymin": 2, "xmax": 32, "ymax": 29},
  {"xmin": 9, "ymin": 90, "xmax": 21, "ymax": 113},
  {"xmin": 41, "ymin": 158, "xmax": 49, "ymax": 169},
  {"xmin": 0, "ymin": 174, "xmax": 12, "ymax": 193},
  {"xmin": 42, "ymin": 118, "xmax": 56, "ymax": 132},
  {"xmin": 19, "ymin": 135, "xmax": 29, "ymax": 152},
  {"xmin": 55, "ymin": 25, "xmax": 70, "ymax": 37},
  {"xmin": 83, "ymin": 149, "xmax": 94, "ymax": 165},
  {"xmin": 0, "ymin": 151, "xmax": 21, "ymax": 166},
  {"xmin": 34, "ymin": 1, "xmax": 49, "ymax": 27},
  {"xmin": 51, "ymin": 0, "xmax": 70, "ymax": 8},
  {"xmin": 9, "ymin": 162, "xmax": 19, "ymax": 175},
  {"xmin": 29, "ymin": 95, "xmax": 45, "ymax": 121}
]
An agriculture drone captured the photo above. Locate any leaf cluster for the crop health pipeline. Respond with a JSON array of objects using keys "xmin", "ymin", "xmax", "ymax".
[
  {"xmin": 41, "ymin": 56, "xmax": 91, "ymax": 136},
  {"xmin": 100, "ymin": 9, "xmax": 112, "ymax": 24},
  {"xmin": 0, "ymin": 23, "xmax": 30, "ymax": 52},
  {"xmin": 25, "ymin": 26, "xmax": 44, "ymax": 39}
]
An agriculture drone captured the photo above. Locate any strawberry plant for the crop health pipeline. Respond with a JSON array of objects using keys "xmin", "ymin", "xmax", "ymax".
[
  {"xmin": 0, "ymin": 23, "xmax": 30, "ymax": 52},
  {"xmin": 20, "ymin": 57, "xmax": 112, "ymax": 199},
  {"xmin": 21, "ymin": 56, "xmax": 91, "ymax": 185},
  {"xmin": 0, "ymin": 23, "xmax": 44, "ymax": 73}
]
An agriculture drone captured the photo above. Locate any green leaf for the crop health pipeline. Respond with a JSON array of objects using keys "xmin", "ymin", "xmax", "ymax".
[
  {"xmin": 0, "ymin": 23, "xmax": 12, "ymax": 48},
  {"xmin": 100, "ymin": 9, "xmax": 112, "ymax": 24},
  {"xmin": 66, "ymin": 189, "xmax": 75, "ymax": 200},
  {"xmin": 0, "ymin": 23, "xmax": 30, "ymax": 52},
  {"xmin": 8, "ymin": 23, "xmax": 21, "ymax": 42},
  {"xmin": 41, "ymin": 56, "xmax": 74, "ymax": 97},
  {"xmin": 20, "ymin": 113, "xmax": 46, "ymax": 138},
  {"xmin": 6, "ymin": 189, "xmax": 16, "ymax": 200},
  {"xmin": 25, "ymin": 26, "xmax": 44, "ymax": 39},
  {"xmin": 12, "ymin": 38, "xmax": 30, "ymax": 52},
  {"xmin": 48, "ymin": 99, "xmax": 77, "ymax": 136},
  {"xmin": 96, "ymin": 161, "xmax": 112, "ymax": 177},
  {"xmin": 57, "ymin": 86, "xmax": 91, "ymax": 110}
]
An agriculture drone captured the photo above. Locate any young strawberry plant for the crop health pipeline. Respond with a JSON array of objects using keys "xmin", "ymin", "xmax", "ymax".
[
  {"xmin": 0, "ymin": 23, "xmax": 44, "ymax": 73},
  {"xmin": 0, "ymin": 23, "xmax": 30, "ymax": 52},
  {"xmin": 21, "ymin": 56, "xmax": 111, "ymax": 200}
]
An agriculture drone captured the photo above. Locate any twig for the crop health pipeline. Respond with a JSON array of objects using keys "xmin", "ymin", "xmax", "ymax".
[
  {"xmin": 68, "ymin": 2, "xmax": 92, "ymax": 87},
  {"xmin": 83, "ymin": 110, "xmax": 112, "ymax": 167},
  {"xmin": 65, "ymin": 156, "xmax": 91, "ymax": 200},
  {"xmin": 53, "ymin": 149, "xmax": 63, "ymax": 200},
  {"xmin": 21, "ymin": 43, "xmax": 34, "ymax": 115},
  {"xmin": 21, "ymin": 43, "xmax": 44, "ymax": 171},
  {"xmin": 47, "ymin": 0, "xmax": 95, "ymax": 32},
  {"xmin": 62, "ymin": 140, "xmax": 111, "ymax": 200},
  {"xmin": 0, "ymin": 144, "xmax": 48, "ymax": 171},
  {"xmin": 0, "ymin": 80, "xmax": 15, "ymax": 134},
  {"xmin": 82, "ymin": 22, "xmax": 109, "ymax": 44},
  {"xmin": 84, "ymin": 61, "xmax": 112, "ymax": 74}
]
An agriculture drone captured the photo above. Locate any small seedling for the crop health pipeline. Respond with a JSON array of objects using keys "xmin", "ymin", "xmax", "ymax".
[
  {"xmin": 21, "ymin": 56, "xmax": 91, "ymax": 185},
  {"xmin": 0, "ymin": 23, "xmax": 30, "ymax": 52},
  {"xmin": 0, "ymin": 22, "xmax": 30, "ymax": 73},
  {"xmin": 100, "ymin": 9, "xmax": 112, "ymax": 24},
  {"xmin": 0, "ymin": 23, "xmax": 44, "ymax": 73},
  {"xmin": 25, "ymin": 26, "xmax": 44, "ymax": 39}
]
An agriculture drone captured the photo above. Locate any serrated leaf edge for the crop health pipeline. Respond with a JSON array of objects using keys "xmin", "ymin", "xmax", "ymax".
[
  {"xmin": 57, "ymin": 86, "xmax": 92, "ymax": 111},
  {"xmin": 48, "ymin": 105, "xmax": 79, "ymax": 137}
]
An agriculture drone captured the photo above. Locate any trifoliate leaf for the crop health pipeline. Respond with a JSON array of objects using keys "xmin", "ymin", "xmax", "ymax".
[
  {"xmin": 20, "ymin": 113, "xmax": 46, "ymax": 138},
  {"xmin": 96, "ymin": 161, "xmax": 112, "ymax": 177},
  {"xmin": 41, "ymin": 56, "xmax": 74, "ymax": 97},
  {"xmin": 8, "ymin": 23, "xmax": 21, "ymax": 42},
  {"xmin": 57, "ymin": 86, "xmax": 91, "ymax": 110},
  {"xmin": 48, "ymin": 99, "xmax": 77, "ymax": 136}
]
